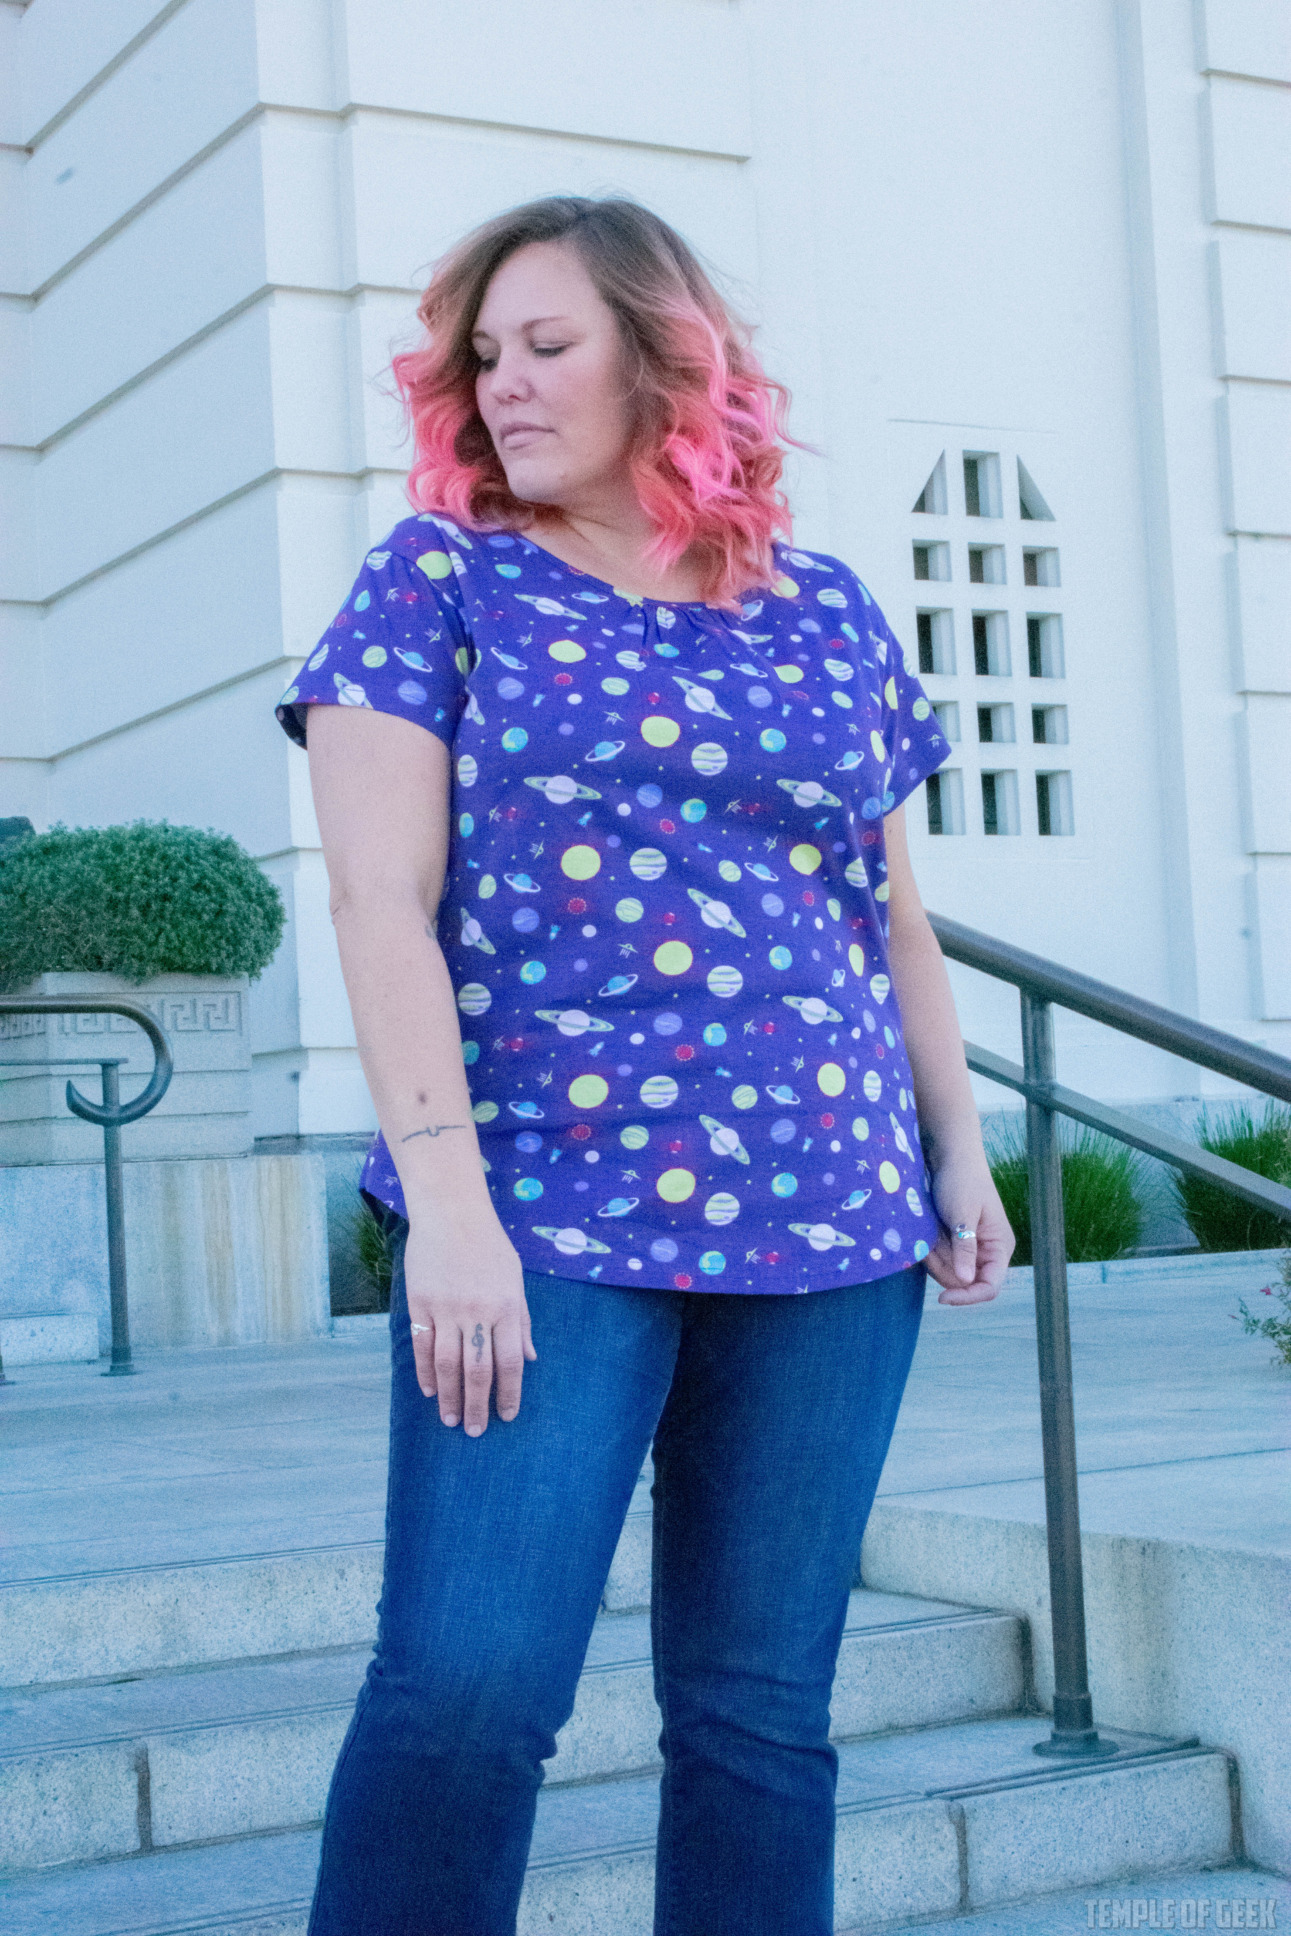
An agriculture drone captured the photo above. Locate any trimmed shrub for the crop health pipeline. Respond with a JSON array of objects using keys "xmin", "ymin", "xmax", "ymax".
[
  {"xmin": 0, "ymin": 821, "xmax": 284, "ymax": 988},
  {"xmin": 987, "ymin": 1118, "xmax": 1143, "ymax": 1265},
  {"xmin": 1172, "ymin": 1102, "xmax": 1291, "ymax": 1252}
]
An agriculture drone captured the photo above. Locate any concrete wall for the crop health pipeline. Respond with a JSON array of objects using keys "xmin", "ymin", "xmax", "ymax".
[{"xmin": 1, "ymin": 0, "xmax": 1286, "ymax": 1149}]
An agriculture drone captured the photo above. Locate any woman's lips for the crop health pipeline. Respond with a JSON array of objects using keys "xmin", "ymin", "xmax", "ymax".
[{"xmin": 500, "ymin": 425, "xmax": 550, "ymax": 448}]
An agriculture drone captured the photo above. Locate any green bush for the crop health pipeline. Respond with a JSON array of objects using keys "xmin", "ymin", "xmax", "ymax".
[
  {"xmin": 1232, "ymin": 1251, "xmax": 1291, "ymax": 1368},
  {"xmin": 987, "ymin": 1118, "xmax": 1143, "ymax": 1265},
  {"xmin": 353, "ymin": 1198, "xmax": 395, "ymax": 1309},
  {"xmin": 1172, "ymin": 1102, "xmax": 1291, "ymax": 1252},
  {"xmin": 0, "ymin": 821, "xmax": 284, "ymax": 988}
]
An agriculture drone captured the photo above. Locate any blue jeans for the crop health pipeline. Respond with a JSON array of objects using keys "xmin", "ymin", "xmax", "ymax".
[{"xmin": 309, "ymin": 1225, "xmax": 926, "ymax": 1936}]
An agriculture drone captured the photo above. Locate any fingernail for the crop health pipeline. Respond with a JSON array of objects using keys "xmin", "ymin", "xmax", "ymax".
[
  {"xmin": 442, "ymin": 1414, "xmax": 458, "ymax": 1427},
  {"xmin": 500, "ymin": 1408, "xmax": 517, "ymax": 1421}
]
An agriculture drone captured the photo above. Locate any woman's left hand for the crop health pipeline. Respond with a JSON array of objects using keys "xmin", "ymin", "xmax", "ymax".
[{"xmin": 925, "ymin": 1154, "xmax": 1015, "ymax": 1304}]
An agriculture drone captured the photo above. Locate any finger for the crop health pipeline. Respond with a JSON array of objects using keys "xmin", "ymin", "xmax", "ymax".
[
  {"xmin": 937, "ymin": 1278, "xmax": 999, "ymax": 1305},
  {"xmin": 949, "ymin": 1219, "xmax": 979, "ymax": 1283},
  {"xmin": 493, "ymin": 1323, "xmax": 526, "ymax": 1422},
  {"xmin": 521, "ymin": 1299, "xmax": 538, "ymax": 1363},
  {"xmin": 434, "ymin": 1328, "xmax": 464, "ymax": 1428},
  {"xmin": 461, "ymin": 1317, "xmax": 493, "ymax": 1437},
  {"xmin": 410, "ymin": 1315, "xmax": 437, "ymax": 1399}
]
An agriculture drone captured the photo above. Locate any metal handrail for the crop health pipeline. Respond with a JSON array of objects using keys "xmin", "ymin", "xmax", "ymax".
[
  {"xmin": 0, "ymin": 998, "xmax": 173, "ymax": 1380},
  {"xmin": 926, "ymin": 912, "xmax": 1291, "ymax": 1762}
]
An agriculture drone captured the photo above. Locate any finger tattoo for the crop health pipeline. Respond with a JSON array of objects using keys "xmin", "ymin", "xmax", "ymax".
[{"xmin": 472, "ymin": 1322, "xmax": 485, "ymax": 1362}]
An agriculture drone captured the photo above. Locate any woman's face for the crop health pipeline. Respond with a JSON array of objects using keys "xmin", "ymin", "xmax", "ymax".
[{"xmin": 472, "ymin": 241, "xmax": 634, "ymax": 510}]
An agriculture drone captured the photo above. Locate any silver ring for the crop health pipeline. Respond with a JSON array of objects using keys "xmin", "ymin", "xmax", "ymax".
[
  {"xmin": 952, "ymin": 1224, "xmax": 975, "ymax": 1243},
  {"xmin": 410, "ymin": 1322, "xmax": 430, "ymax": 1335}
]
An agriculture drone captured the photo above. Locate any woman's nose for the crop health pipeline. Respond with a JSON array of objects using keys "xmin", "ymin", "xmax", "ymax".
[{"xmin": 487, "ymin": 350, "xmax": 534, "ymax": 404}]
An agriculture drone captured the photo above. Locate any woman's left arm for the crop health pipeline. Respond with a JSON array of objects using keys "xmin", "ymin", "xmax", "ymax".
[{"xmin": 882, "ymin": 804, "xmax": 1014, "ymax": 1304}]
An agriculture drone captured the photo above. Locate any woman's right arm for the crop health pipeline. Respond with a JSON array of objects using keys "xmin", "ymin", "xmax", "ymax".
[{"xmin": 305, "ymin": 703, "xmax": 535, "ymax": 1435}]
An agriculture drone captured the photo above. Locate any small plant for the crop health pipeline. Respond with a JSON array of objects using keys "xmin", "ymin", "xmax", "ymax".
[
  {"xmin": 353, "ymin": 1198, "xmax": 395, "ymax": 1309},
  {"xmin": 0, "ymin": 821, "xmax": 284, "ymax": 988},
  {"xmin": 1172, "ymin": 1102, "xmax": 1291, "ymax": 1252},
  {"xmin": 1231, "ymin": 1252, "xmax": 1291, "ymax": 1368},
  {"xmin": 986, "ymin": 1117, "xmax": 1143, "ymax": 1265}
]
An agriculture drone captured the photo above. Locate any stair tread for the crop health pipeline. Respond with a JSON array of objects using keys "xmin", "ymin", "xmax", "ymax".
[
  {"xmin": 0, "ymin": 1726, "xmax": 1229, "ymax": 1934},
  {"xmin": 0, "ymin": 1589, "xmax": 1011, "ymax": 1755}
]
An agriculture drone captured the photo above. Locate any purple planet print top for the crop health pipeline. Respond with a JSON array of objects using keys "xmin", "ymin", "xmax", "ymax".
[{"xmin": 277, "ymin": 513, "xmax": 951, "ymax": 1294}]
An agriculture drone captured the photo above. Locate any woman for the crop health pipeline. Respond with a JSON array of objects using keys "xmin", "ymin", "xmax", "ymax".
[{"xmin": 277, "ymin": 196, "xmax": 1012, "ymax": 1936}]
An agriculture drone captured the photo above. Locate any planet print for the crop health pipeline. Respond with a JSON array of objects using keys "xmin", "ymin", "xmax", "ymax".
[
  {"xmin": 599, "ymin": 973, "xmax": 639, "ymax": 997},
  {"xmin": 782, "ymin": 996, "xmax": 843, "ymax": 1025},
  {"xmin": 789, "ymin": 844, "xmax": 822, "ymax": 874},
  {"xmin": 768, "ymin": 946, "xmax": 793, "ymax": 970},
  {"xmin": 629, "ymin": 847, "xmax": 667, "ymax": 882},
  {"xmin": 718, "ymin": 860, "xmax": 742, "ymax": 883},
  {"xmin": 512, "ymin": 908, "xmax": 539, "ymax": 933},
  {"xmin": 863, "ymin": 1070, "xmax": 882, "ymax": 1100},
  {"xmin": 501, "ymin": 728, "xmax": 528, "ymax": 752},
  {"xmin": 535, "ymin": 1009, "xmax": 615, "ymax": 1036},
  {"xmin": 789, "ymin": 1223, "xmax": 856, "ymax": 1251},
  {"xmin": 560, "ymin": 845, "xmax": 601, "ymax": 880},
  {"xmin": 746, "ymin": 687, "xmax": 773, "ymax": 708},
  {"xmin": 879, "ymin": 1162, "xmax": 901, "ymax": 1192},
  {"xmin": 687, "ymin": 889, "xmax": 747, "ymax": 937},
  {"xmin": 700, "ymin": 1117, "xmax": 750, "ymax": 1163},
  {"xmin": 620, "ymin": 1125, "xmax": 650, "ymax": 1149},
  {"xmin": 841, "ymin": 1188, "xmax": 872, "ymax": 1211},
  {"xmin": 568, "ymin": 1074, "xmax": 609, "ymax": 1108},
  {"xmin": 817, "ymin": 1063, "xmax": 846, "ymax": 1097},
  {"xmin": 598, "ymin": 1197, "xmax": 640, "ymax": 1218},
  {"xmin": 778, "ymin": 780, "xmax": 842, "ymax": 810},
  {"xmin": 518, "ymin": 960, "xmax": 546, "ymax": 984},
  {"xmin": 641, "ymin": 1075, "xmax": 679, "ymax": 1108},
  {"xmin": 533, "ymin": 1227, "xmax": 612, "ymax": 1257},
  {"xmin": 478, "ymin": 876, "xmax": 497, "ymax": 898},
  {"xmin": 731, "ymin": 1085, "xmax": 758, "ymax": 1110},
  {"xmin": 823, "ymin": 658, "xmax": 853, "ymax": 681},
  {"xmin": 586, "ymin": 740, "xmax": 626, "ymax": 762},
  {"xmin": 457, "ymin": 983, "xmax": 491, "ymax": 1016},
  {"xmin": 707, "ymin": 965, "xmax": 743, "ymax": 998},
  {"xmin": 771, "ymin": 1173, "xmax": 798, "ymax": 1197},
  {"xmin": 692, "ymin": 742, "xmax": 728, "ymax": 776},
  {"xmin": 459, "ymin": 912, "xmax": 495, "ymax": 954},
  {"xmin": 656, "ymin": 1169, "xmax": 695, "ymax": 1203},
  {"xmin": 601, "ymin": 677, "xmax": 630, "ymax": 696},
  {"xmin": 509, "ymin": 1100, "xmax": 544, "ymax": 1120},
  {"xmin": 636, "ymin": 784, "xmax": 663, "ymax": 807},
  {"xmin": 766, "ymin": 1085, "xmax": 801, "ymax": 1105},
  {"xmin": 505, "ymin": 873, "xmax": 541, "ymax": 892},
  {"xmin": 514, "ymin": 1178, "xmax": 543, "ymax": 1201},
  {"xmin": 704, "ymin": 1192, "xmax": 741, "ymax": 1225},
  {"xmin": 653, "ymin": 941, "xmax": 693, "ymax": 976},
  {"xmin": 641, "ymin": 716, "xmax": 681, "ymax": 748},
  {"xmin": 851, "ymin": 1117, "xmax": 870, "ymax": 1140},
  {"xmin": 869, "ymin": 974, "xmax": 891, "ymax": 1002},
  {"xmin": 702, "ymin": 1022, "xmax": 727, "ymax": 1045},
  {"xmin": 416, "ymin": 549, "xmax": 452, "ymax": 579},
  {"xmin": 772, "ymin": 665, "xmax": 804, "ymax": 684},
  {"xmin": 760, "ymin": 728, "xmax": 787, "ymax": 752},
  {"xmin": 525, "ymin": 775, "xmax": 601, "ymax": 805},
  {"xmin": 680, "ymin": 798, "xmax": 707, "ymax": 822},
  {"xmin": 457, "ymin": 754, "xmax": 478, "ymax": 786},
  {"xmin": 548, "ymin": 640, "xmax": 585, "ymax": 663},
  {"xmin": 615, "ymin": 897, "xmax": 644, "ymax": 922},
  {"xmin": 698, "ymin": 1252, "xmax": 726, "ymax": 1274}
]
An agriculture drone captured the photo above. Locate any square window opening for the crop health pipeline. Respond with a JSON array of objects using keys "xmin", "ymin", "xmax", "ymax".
[
  {"xmin": 913, "ymin": 454, "xmax": 948, "ymax": 516},
  {"xmin": 1023, "ymin": 547, "xmax": 1060, "ymax": 588},
  {"xmin": 1036, "ymin": 771, "xmax": 1074, "ymax": 836},
  {"xmin": 913, "ymin": 540, "xmax": 951, "ymax": 582},
  {"xmin": 976, "ymin": 703, "xmax": 1015, "ymax": 744},
  {"xmin": 981, "ymin": 769, "xmax": 1020, "ymax": 836},
  {"xmin": 1027, "ymin": 614, "xmax": 1065, "ymax": 679},
  {"xmin": 1032, "ymin": 705, "xmax": 1068, "ymax": 745},
  {"xmin": 926, "ymin": 769, "xmax": 966, "ymax": 836},
  {"xmin": 916, "ymin": 609, "xmax": 956, "ymax": 676},
  {"xmin": 932, "ymin": 700, "xmax": 960, "ymax": 742},
  {"xmin": 972, "ymin": 611, "xmax": 1011, "ymax": 677},
  {"xmin": 968, "ymin": 545, "xmax": 1006, "ymax": 585}
]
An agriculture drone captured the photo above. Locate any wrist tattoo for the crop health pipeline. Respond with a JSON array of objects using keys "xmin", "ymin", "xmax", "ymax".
[{"xmin": 400, "ymin": 1123, "xmax": 466, "ymax": 1144}]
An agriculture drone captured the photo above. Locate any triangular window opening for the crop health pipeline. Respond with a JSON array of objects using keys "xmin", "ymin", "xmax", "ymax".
[
  {"xmin": 1018, "ymin": 459, "xmax": 1055, "ymax": 521},
  {"xmin": 913, "ymin": 454, "xmax": 947, "ymax": 516}
]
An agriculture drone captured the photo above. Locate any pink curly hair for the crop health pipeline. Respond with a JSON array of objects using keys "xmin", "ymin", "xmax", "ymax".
[{"xmin": 390, "ymin": 197, "xmax": 801, "ymax": 607}]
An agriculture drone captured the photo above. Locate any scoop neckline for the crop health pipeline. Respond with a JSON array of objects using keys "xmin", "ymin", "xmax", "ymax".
[{"xmin": 509, "ymin": 530, "xmax": 754, "ymax": 613}]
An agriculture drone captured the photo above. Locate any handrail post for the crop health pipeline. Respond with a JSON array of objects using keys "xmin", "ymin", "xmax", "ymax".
[
  {"xmin": 99, "ymin": 1060, "xmax": 134, "ymax": 1377},
  {"xmin": 1020, "ymin": 990, "xmax": 1116, "ymax": 1758}
]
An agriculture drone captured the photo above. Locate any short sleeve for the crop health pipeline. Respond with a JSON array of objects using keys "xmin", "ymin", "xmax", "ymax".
[
  {"xmin": 275, "ymin": 534, "xmax": 473, "ymax": 750},
  {"xmin": 859, "ymin": 590, "xmax": 950, "ymax": 812}
]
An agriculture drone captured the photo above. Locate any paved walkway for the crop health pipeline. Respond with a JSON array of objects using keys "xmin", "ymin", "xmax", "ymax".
[{"xmin": 4, "ymin": 1248, "xmax": 1286, "ymax": 1588}]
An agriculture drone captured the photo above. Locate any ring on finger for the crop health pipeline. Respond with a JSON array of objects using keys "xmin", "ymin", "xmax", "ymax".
[
  {"xmin": 410, "ymin": 1322, "xmax": 430, "ymax": 1335},
  {"xmin": 952, "ymin": 1223, "xmax": 975, "ymax": 1243}
]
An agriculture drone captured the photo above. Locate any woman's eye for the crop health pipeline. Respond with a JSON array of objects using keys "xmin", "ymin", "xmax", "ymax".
[
  {"xmin": 532, "ymin": 344, "xmax": 567, "ymax": 358},
  {"xmin": 476, "ymin": 355, "xmax": 497, "ymax": 371}
]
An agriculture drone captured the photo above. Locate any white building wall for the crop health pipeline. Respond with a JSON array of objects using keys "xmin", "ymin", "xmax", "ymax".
[{"xmin": 1, "ymin": 0, "xmax": 1286, "ymax": 1144}]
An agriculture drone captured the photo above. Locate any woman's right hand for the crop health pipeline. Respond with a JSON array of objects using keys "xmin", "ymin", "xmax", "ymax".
[{"xmin": 403, "ymin": 1216, "xmax": 537, "ymax": 1434}]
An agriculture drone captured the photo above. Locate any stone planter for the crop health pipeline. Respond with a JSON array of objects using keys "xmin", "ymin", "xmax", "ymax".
[{"xmin": 0, "ymin": 971, "xmax": 253, "ymax": 1164}]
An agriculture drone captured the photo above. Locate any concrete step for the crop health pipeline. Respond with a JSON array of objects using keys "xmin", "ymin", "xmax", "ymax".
[
  {"xmin": 0, "ymin": 1723, "xmax": 1234, "ymax": 1935},
  {"xmin": 0, "ymin": 1478, "xmax": 655, "ymax": 1689},
  {"xmin": 0, "ymin": 1589, "xmax": 1024, "ymax": 1870}
]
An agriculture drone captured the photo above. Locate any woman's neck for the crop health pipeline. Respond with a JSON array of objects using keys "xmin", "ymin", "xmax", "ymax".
[{"xmin": 526, "ymin": 506, "xmax": 713, "ymax": 605}]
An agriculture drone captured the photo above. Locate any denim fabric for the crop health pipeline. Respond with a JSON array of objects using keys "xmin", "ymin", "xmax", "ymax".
[{"xmin": 308, "ymin": 1224, "xmax": 926, "ymax": 1936}]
